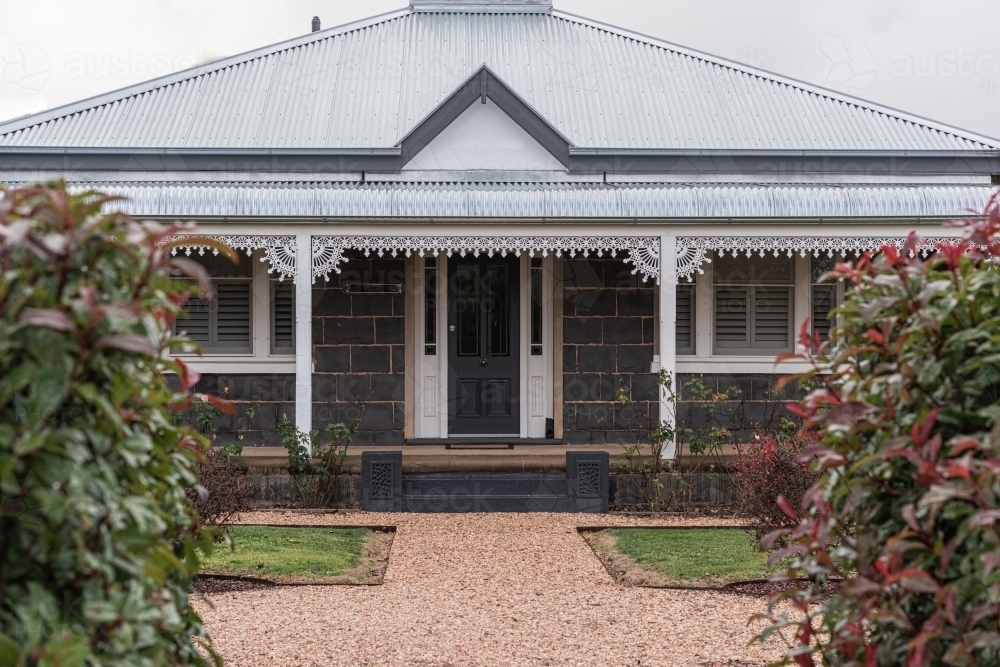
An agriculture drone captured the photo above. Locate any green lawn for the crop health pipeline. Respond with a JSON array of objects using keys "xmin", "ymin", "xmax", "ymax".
[
  {"xmin": 604, "ymin": 528, "xmax": 771, "ymax": 584},
  {"xmin": 202, "ymin": 526, "xmax": 370, "ymax": 583}
]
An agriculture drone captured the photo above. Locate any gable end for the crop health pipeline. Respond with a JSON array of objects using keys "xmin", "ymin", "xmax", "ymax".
[{"xmin": 398, "ymin": 65, "xmax": 572, "ymax": 168}]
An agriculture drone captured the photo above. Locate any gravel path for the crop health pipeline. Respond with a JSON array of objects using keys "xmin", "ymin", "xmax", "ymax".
[{"xmin": 198, "ymin": 512, "xmax": 783, "ymax": 666}]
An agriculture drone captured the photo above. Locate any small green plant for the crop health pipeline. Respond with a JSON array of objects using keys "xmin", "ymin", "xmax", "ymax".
[
  {"xmin": 195, "ymin": 399, "xmax": 224, "ymax": 441},
  {"xmin": 613, "ymin": 369, "xmax": 794, "ymax": 511},
  {"xmin": 612, "ymin": 370, "xmax": 674, "ymax": 510},
  {"xmin": 279, "ymin": 407, "xmax": 364, "ymax": 507}
]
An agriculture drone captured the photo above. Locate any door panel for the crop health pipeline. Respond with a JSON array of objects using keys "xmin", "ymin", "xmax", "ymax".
[
  {"xmin": 485, "ymin": 380, "xmax": 512, "ymax": 417},
  {"xmin": 456, "ymin": 380, "xmax": 481, "ymax": 417},
  {"xmin": 448, "ymin": 255, "xmax": 520, "ymax": 435}
]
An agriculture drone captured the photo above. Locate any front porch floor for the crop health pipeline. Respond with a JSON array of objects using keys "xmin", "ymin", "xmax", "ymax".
[{"xmin": 236, "ymin": 444, "xmax": 738, "ymax": 474}]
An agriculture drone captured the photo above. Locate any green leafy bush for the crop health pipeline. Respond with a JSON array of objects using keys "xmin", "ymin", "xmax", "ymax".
[
  {"xmin": 0, "ymin": 183, "xmax": 231, "ymax": 665},
  {"xmin": 756, "ymin": 194, "xmax": 1000, "ymax": 666},
  {"xmin": 279, "ymin": 408, "xmax": 363, "ymax": 508}
]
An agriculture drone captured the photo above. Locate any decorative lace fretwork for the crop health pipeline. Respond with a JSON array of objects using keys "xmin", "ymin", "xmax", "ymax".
[
  {"xmin": 169, "ymin": 235, "xmax": 297, "ymax": 282},
  {"xmin": 312, "ymin": 236, "xmax": 661, "ymax": 284},
  {"xmin": 576, "ymin": 462, "xmax": 601, "ymax": 497},
  {"xmin": 369, "ymin": 462, "xmax": 394, "ymax": 500},
  {"xmin": 674, "ymin": 236, "xmax": 958, "ymax": 282}
]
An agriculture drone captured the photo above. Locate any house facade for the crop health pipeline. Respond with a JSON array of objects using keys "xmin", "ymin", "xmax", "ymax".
[{"xmin": 1, "ymin": 0, "xmax": 998, "ymax": 455}]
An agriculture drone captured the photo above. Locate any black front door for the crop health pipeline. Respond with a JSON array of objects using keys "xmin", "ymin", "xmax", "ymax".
[{"xmin": 448, "ymin": 255, "xmax": 520, "ymax": 435}]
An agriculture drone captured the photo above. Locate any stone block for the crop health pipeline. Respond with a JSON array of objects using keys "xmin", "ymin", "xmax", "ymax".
[
  {"xmin": 315, "ymin": 346, "xmax": 350, "ymax": 372},
  {"xmin": 616, "ymin": 345, "xmax": 652, "ymax": 373},
  {"xmin": 375, "ymin": 317, "xmax": 405, "ymax": 344},
  {"xmin": 337, "ymin": 374, "xmax": 372, "ymax": 401},
  {"xmin": 391, "ymin": 345, "xmax": 405, "ymax": 373},
  {"xmin": 371, "ymin": 374, "xmax": 404, "ymax": 401},
  {"xmin": 218, "ymin": 375, "xmax": 257, "ymax": 400},
  {"xmin": 312, "ymin": 289, "xmax": 351, "ymax": 317},
  {"xmin": 617, "ymin": 288, "xmax": 655, "ymax": 316},
  {"xmin": 568, "ymin": 288, "xmax": 616, "ymax": 316},
  {"xmin": 604, "ymin": 317, "xmax": 643, "ymax": 344},
  {"xmin": 562, "ymin": 373, "xmax": 601, "ymax": 402},
  {"xmin": 352, "ymin": 346, "xmax": 390, "ymax": 373},
  {"xmin": 312, "ymin": 374, "xmax": 338, "ymax": 402},
  {"xmin": 562, "ymin": 345, "xmax": 578, "ymax": 372},
  {"xmin": 323, "ymin": 318, "xmax": 375, "ymax": 344},
  {"xmin": 562, "ymin": 258, "xmax": 604, "ymax": 288},
  {"xmin": 578, "ymin": 345, "xmax": 616, "ymax": 372},
  {"xmin": 563, "ymin": 317, "xmax": 603, "ymax": 344},
  {"xmin": 352, "ymin": 294, "xmax": 394, "ymax": 317}
]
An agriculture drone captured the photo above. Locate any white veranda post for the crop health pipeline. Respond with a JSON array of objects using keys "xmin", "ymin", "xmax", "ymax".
[
  {"xmin": 294, "ymin": 233, "xmax": 313, "ymax": 452},
  {"xmin": 659, "ymin": 234, "xmax": 678, "ymax": 459}
]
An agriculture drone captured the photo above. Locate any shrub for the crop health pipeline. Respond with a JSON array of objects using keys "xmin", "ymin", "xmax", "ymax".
[
  {"xmin": 183, "ymin": 403, "xmax": 253, "ymax": 526},
  {"xmin": 280, "ymin": 409, "xmax": 363, "ymax": 508},
  {"xmin": 756, "ymin": 194, "xmax": 1000, "ymax": 666},
  {"xmin": 0, "ymin": 183, "xmax": 230, "ymax": 665},
  {"xmin": 732, "ymin": 435, "xmax": 818, "ymax": 548},
  {"xmin": 184, "ymin": 446, "xmax": 252, "ymax": 527}
]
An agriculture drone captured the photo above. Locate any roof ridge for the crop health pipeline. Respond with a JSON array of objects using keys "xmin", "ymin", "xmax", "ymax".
[
  {"xmin": 551, "ymin": 9, "xmax": 1000, "ymax": 150},
  {"xmin": 0, "ymin": 7, "xmax": 413, "ymax": 136}
]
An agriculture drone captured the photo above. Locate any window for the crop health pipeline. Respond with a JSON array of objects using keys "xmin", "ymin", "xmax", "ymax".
[
  {"xmin": 530, "ymin": 258, "xmax": 543, "ymax": 355},
  {"xmin": 713, "ymin": 253, "xmax": 793, "ymax": 354},
  {"xmin": 175, "ymin": 252, "xmax": 253, "ymax": 354},
  {"xmin": 811, "ymin": 255, "xmax": 837, "ymax": 342},
  {"xmin": 270, "ymin": 280, "xmax": 295, "ymax": 354},
  {"xmin": 676, "ymin": 282, "xmax": 695, "ymax": 355},
  {"xmin": 424, "ymin": 257, "xmax": 437, "ymax": 355}
]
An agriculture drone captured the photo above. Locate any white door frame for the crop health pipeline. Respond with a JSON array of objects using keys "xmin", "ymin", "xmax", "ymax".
[{"xmin": 412, "ymin": 253, "xmax": 554, "ymax": 438}]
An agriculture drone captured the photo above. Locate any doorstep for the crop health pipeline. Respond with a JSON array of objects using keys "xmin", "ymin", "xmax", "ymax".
[{"xmin": 237, "ymin": 444, "xmax": 651, "ymax": 475}]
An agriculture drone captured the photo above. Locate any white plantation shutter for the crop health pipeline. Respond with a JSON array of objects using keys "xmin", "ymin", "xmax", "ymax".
[
  {"xmin": 811, "ymin": 284, "xmax": 836, "ymax": 341},
  {"xmin": 172, "ymin": 253, "xmax": 253, "ymax": 354},
  {"xmin": 714, "ymin": 287, "xmax": 749, "ymax": 347},
  {"xmin": 713, "ymin": 253, "xmax": 794, "ymax": 354},
  {"xmin": 675, "ymin": 284, "xmax": 695, "ymax": 354},
  {"xmin": 173, "ymin": 284, "xmax": 252, "ymax": 353},
  {"xmin": 214, "ymin": 282, "xmax": 252, "ymax": 348},
  {"xmin": 180, "ymin": 296, "xmax": 211, "ymax": 344},
  {"xmin": 271, "ymin": 281, "xmax": 295, "ymax": 352},
  {"xmin": 753, "ymin": 287, "xmax": 792, "ymax": 348}
]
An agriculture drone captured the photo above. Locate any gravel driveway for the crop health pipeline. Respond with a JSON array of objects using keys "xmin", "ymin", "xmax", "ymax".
[{"xmin": 198, "ymin": 512, "xmax": 783, "ymax": 666}]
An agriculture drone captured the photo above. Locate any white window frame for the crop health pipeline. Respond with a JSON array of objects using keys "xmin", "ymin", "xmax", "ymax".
[
  {"xmin": 677, "ymin": 251, "xmax": 811, "ymax": 374},
  {"xmin": 172, "ymin": 249, "xmax": 296, "ymax": 373}
]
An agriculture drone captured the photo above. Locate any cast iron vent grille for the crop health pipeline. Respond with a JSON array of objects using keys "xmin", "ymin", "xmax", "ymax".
[
  {"xmin": 370, "ymin": 462, "xmax": 394, "ymax": 499},
  {"xmin": 577, "ymin": 461, "xmax": 601, "ymax": 497}
]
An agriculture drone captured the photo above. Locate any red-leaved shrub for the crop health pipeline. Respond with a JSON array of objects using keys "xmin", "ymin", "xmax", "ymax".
[
  {"xmin": 755, "ymin": 193, "xmax": 1000, "ymax": 666},
  {"xmin": 732, "ymin": 435, "xmax": 818, "ymax": 547}
]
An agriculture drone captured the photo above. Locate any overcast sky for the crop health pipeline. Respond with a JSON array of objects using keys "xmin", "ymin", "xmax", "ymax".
[{"xmin": 1, "ymin": 0, "xmax": 997, "ymax": 139}]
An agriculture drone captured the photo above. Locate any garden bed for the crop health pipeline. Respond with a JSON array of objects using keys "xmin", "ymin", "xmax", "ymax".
[
  {"xmin": 581, "ymin": 527, "xmax": 774, "ymax": 590},
  {"xmin": 198, "ymin": 525, "xmax": 394, "ymax": 589}
]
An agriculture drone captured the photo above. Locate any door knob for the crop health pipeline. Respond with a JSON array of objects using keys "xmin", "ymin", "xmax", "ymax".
[{"xmin": 480, "ymin": 359, "xmax": 488, "ymax": 366}]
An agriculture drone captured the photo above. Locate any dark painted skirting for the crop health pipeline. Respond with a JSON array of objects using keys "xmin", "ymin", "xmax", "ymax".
[{"xmin": 361, "ymin": 450, "xmax": 609, "ymax": 513}]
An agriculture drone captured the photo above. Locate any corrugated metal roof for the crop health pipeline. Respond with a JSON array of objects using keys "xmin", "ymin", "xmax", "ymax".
[
  {"xmin": 60, "ymin": 181, "xmax": 999, "ymax": 219},
  {"xmin": 2, "ymin": 8, "xmax": 997, "ymax": 152}
]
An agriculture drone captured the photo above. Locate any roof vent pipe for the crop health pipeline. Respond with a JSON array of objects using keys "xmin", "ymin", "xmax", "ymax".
[{"xmin": 311, "ymin": 16, "xmax": 321, "ymax": 32}]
